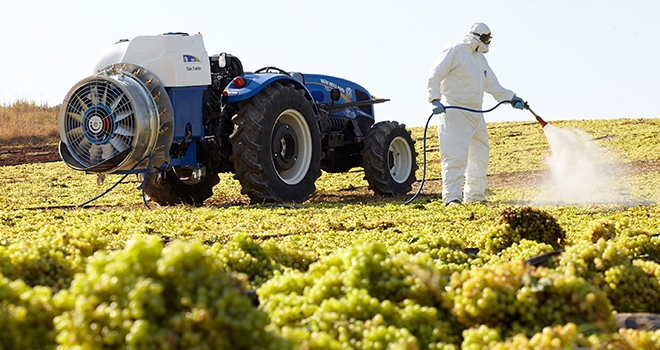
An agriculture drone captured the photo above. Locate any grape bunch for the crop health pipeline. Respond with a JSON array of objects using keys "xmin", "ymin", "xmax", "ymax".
[
  {"xmin": 556, "ymin": 238, "xmax": 629, "ymax": 276},
  {"xmin": 484, "ymin": 239, "xmax": 556, "ymax": 266},
  {"xmin": 208, "ymin": 233, "xmax": 317, "ymax": 289},
  {"xmin": 208, "ymin": 233, "xmax": 279, "ymax": 288},
  {"xmin": 616, "ymin": 328, "xmax": 660, "ymax": 349},
  {"xmin": 443, "ymin": 260, "xmax": 617, "ymax": 338},
  {"xmin": 634, "ymin": 259, "xmax": 660, "ymax": 279},
  {"xmin": 604, "ymin": 263, "xmax": 660, "ymax": 313},
  {"xmin": 0, "ymin": 274, "xmax": 70, "ymax": 349},
  {"xmin": 0, "ymin": 226, "xmax": 106, "ymax": 291},
  {"xmin": 461, "ymin": 323, "xmax": 586, "ymax": 349},
  {"xmin": 586, "ymin": 218, "xmax": 617, "ymax": 242},
  {"xmin": 54, "ymin": 235, "xmax": 289, "ymax": 349},
  {"xmin": 557, "ymin": 238, "xmax": 660, "ymax": 313},
  {"xmin": 477, "ymin": 207, "xmax": 566, "ymax": 254},
  {"xmin": 258, "ymin": 241, "xmax": 461, "ymax": 349},
  {"xmin": 261, "ymin": 239, "xmax": 317, "ymax": 272},
  {"xmin": 392, "ymin": 234, "xmax": 471, "ymax": 266},
  {"xmin": 463, "ymin": 323, "xmax": 660, "ymax": 349},
  {"xmin": 614, "ymin": 226, "xmax": 660, "ymax": 260}
]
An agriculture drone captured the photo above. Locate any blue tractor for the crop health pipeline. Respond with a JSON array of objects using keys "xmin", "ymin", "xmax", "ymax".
[{"xmin": 58, "ymin": 32, "xmax": 418, "ymax": 205}]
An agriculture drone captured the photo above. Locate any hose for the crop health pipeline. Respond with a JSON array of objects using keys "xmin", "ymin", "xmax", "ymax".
[
  {"xmin": 403, "ymin": 100, "xmax": 515, "ymax": 205},
  {"xmin": 78, "ymin": 155, "xmax": 153, "ymax": 209}
]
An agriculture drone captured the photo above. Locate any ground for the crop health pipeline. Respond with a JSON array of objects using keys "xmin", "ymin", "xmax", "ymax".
[
  {"xmin": 2, "ymin": 144, "xmax": 660, "ymax": 330},
  {"xmin": 2, "ymin": 144, "xmax": 659, "ymax": 192},
  {"xmin": 0, "ymin": 145, "xmax": 61, "ymax": 166}
]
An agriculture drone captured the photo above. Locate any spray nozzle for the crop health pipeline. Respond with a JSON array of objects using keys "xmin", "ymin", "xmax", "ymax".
[{"xmin": 524, "ymin": 102, "xmax": 548, "ymax": 128}]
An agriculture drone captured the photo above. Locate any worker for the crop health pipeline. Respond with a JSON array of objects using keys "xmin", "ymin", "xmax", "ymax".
[{"xmin": 427, "ymin": 22, "xmax": 524, "ymax": 206}]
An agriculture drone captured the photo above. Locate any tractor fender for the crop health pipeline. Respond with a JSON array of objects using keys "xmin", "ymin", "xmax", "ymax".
[{"xmin": 223, "ymin": 73, "xmax": 312, "ymax": 104}]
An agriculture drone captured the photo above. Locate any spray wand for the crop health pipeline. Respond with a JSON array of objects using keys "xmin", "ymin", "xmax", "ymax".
[{"xmin": 524, "ymin": 102, "xmax": 548, "ymax": 128}]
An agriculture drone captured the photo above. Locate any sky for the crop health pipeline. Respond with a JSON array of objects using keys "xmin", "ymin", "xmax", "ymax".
[{"xmin": 1, "ymin": 0, "xmax": 659, "ymax": 127}]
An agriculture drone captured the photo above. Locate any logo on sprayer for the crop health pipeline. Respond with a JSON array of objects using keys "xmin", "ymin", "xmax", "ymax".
[
  {"xmin": 183, "ymin": 55, "xmax": 202, "ymax": 71},
  {"xmin": 183, "ymin": 55, "xmax": 200, "ymax": 62}
]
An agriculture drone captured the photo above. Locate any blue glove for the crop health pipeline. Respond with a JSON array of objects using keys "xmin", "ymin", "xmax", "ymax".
[
  {"xmin": 431, "ymin": 100, "xmax": 446, "ymax": 114},
  {"xmin": 511, "ymin": 96, "xmax": 525, "ymax": 110}
]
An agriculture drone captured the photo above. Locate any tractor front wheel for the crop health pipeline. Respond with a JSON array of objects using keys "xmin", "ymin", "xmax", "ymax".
[
  {"xmin": 361, "ymin": 121, "xmax": 418, "ymax": 196},
  {"xmin": 229, "ymin": 82, "xmax": 323, "ymax": 203},
  {"xmin": 143, "ymin": 168, "xmax": 219, "ymax": 206}
]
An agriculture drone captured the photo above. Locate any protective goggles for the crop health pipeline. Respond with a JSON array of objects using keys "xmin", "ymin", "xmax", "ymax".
[{"xmin": 471, "ymin": 32, "xmax": 492, "ymax": 45}]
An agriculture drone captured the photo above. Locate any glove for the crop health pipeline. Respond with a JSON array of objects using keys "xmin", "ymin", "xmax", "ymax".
[
  {"xmin": 511, "ymin": 96, "xmax": 525, "ymax": 110},
  {"xmin": 431, "ymin": 100, "xmax": 446, "ymax": 114}
]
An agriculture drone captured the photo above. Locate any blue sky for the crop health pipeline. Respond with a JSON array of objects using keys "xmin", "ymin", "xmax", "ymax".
[{"xmin": 1, "ymin": 0, "xmax": 658, "ymax": 127}]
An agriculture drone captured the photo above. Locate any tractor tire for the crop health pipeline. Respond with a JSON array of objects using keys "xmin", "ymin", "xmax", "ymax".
[
  {"xmin": 143, "ymin": 168, "xmax": 220, "ymax": 206},
  {"xmin": 229, "ymin": 82, "xmax": 323, "ymax": 203},
  {"xmin": 361, "ymin": 121, "xmax": 418, "ymax": 196}
]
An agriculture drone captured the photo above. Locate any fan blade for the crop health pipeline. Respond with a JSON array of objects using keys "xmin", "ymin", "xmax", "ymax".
[
  {"xmin": 67, "ymin": 111, "xmax": 83, "ymax": 124},
  {"xmin": 101, "ymin": 143, "xmax": 115, "ymax": 159},
  {"xmin": 109, "ymin": 92, "xmax": 125, "ymax": 110},
  {"xmin": 66, "ymin": 126, "xmax": 83, "ymax": 140},
  {"xmin": 110, "ymin": 136, "xmax": 130, "ymax": 153},
  {"xmin": 90, "ymin": 86, "xmax": 99, "ymax": 105},
  {"xmin": 115, "ymin": 110, "xmax": 132, "ymax": 123},
  {"xmin": 101, "ymin": 84, "xmax": 109, "ymax": 105},
  {"xmin": 114, "ymin": 125, "xmax": 134, "ymax": 137},
  {"xmin": 74, "ymin": 94, "xmax": 89, "ymax": 112},
  {"xmin": 89, "ymin": 144, "xmax": 102, "ymax": 163},
  {"xmin": 77, "ymin": 137, "xmax": 91, "ymax": 152}
]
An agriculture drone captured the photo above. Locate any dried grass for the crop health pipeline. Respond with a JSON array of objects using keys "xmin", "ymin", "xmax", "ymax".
[{"xmin": 0, "ymin": 99, "xmax": 59, "ymax": 145}]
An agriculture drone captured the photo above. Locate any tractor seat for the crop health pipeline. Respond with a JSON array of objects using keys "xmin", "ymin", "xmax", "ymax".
[{"xmin": 290, "ymin": 72, "xmax": 305, "ymax": 84}]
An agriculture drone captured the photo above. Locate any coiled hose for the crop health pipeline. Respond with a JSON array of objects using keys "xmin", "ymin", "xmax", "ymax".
[{"xmin": 404, "ymin": 99, "xmax": 516, "ymax": 205}]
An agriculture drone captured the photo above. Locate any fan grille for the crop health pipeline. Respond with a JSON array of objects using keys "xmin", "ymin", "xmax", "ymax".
[{"xmin": 62, "ymin": 78, "xmax": 136, "ymax": 168}]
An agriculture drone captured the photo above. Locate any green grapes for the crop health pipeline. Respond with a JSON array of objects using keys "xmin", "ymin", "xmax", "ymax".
[
  {"xmin": 463, "ymin": 323, "xmax": 583, "ymax": 349},
  {"xmin": 617, "ymin": 328, "xmax": 660, "ymax": 348},
  {"xmin": 557, "ymin": 238, "xmax": 660, "ymax": 313},
  {"xmin": 556, "ymin": 238, "xmax": 629, "ymax": 276},
  {"xmin": 259, "ymin": 241, "xmax": 461, "ymax": 349},
  {"xmin": 483, "ymin": 239, "xmax": 556, "ymax": 265},
  {"xmin": 603, "ymin": 263, "xmax": 660, "ymax": 313},
  {"xmin": 208, "ymin": 233, "xmax": 317, "ymax": 289},
  {"xmin": 0, "ymin": 226, "xmax": 106, "ymax": 291},
  {"xmin": 2, "ymin": 204, "xmax": 660, "ymax": 348},
  {"xmin": 586, "ymin": 219, "xmax": 617, "ymax": 242},
  {"xmin": 261, "ymin": 239, "xmax": 317, "ymax": 272},
  {"xmin": 54, "ymin": 235, "xmax": 289, "ymax": 349},
  {"xmin": 0, "ymin": 275, "xmax": 70, "ymax": 349},
  {"xmin": 472, "ymin": 324, "xmax": 660, "ymax": 349},
  {"xmin": 614, "ymin": 227, "xmax": 660, "ymax": 260},
  {"xmin": 477, "ymin": 207, "xmax": 566, "ymax": 254},
  {"xmin": 443, "ymin": 260, "xmax": 617, "ymax": 338},
  {"xmin": 209, "ymin": 233, "xmax": 279, "ymax": 288}
]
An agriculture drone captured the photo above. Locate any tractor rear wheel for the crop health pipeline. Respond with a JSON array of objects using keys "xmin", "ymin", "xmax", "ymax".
[
  {"xmin": 361, "ymin": 121, "xmax": 418, "ymax": 196},
  {"xmin": 143, "ymin": 168, "xmax": 219, "ymax": 206},
  {"xmin": 229, "ymin": 82, "xmax": 323, "ymax": 203}
]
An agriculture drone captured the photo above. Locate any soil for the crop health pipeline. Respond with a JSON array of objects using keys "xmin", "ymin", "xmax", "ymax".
[
  {"xmin": 2, "ymin": 144, "xmax": 659, "ymax": 197},
  {"xmin": 0, "ymin": 145, "xmax": 61, "ymax": 166}
]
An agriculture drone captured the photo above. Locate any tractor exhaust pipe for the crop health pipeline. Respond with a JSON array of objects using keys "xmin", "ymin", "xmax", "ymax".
[{"xmin": 524, "ymin": 102, "xmax": 547, "ymax": 128}]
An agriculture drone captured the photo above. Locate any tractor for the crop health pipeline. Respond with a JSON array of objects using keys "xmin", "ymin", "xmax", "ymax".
[{"xmin": 58, "ymin": 32, "xmax": 418, "ymax": 205}]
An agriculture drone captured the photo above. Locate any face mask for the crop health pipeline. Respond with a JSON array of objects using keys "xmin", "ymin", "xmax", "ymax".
[{"xmin": 477, "ymin": 44, "xmax": 489, "ymax": 54}]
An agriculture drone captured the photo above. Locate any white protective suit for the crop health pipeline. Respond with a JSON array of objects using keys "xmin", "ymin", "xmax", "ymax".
[{"xmin": 427, "ymin": 23, "xmax": 515, "ymax": 204}]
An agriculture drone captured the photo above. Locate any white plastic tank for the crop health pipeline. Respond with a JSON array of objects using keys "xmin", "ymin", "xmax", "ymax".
[{"xmin": 91, "ymin": 32, "xmax": 211, "ymax": 87}]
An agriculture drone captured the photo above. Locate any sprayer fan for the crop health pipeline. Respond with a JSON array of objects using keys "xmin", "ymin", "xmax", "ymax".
[{"xmin": 58, "ymin": 64, "xmax": 173, "ymax": 173}]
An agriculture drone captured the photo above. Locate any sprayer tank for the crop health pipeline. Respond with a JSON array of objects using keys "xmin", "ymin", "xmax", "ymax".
[{"xmin": 91, "ymin": 33, "xmax": 211, "ymax": 87}]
